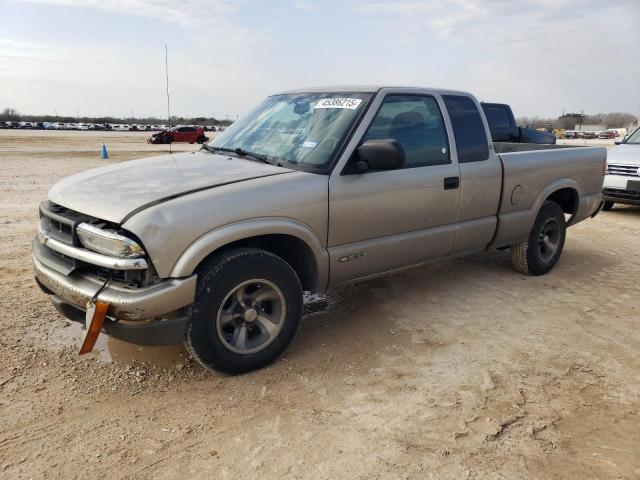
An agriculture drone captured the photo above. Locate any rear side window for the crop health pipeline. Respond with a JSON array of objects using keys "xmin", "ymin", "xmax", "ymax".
[
  {"xmin": 484, "ymin": 106, "xmax": 511, "ymax": 129},
  {"xmin": 443, "ymin": 95, "xmax": 489, "ymax": 163},
  {"xmin": 362, "ymin": 94, "xmax": 450, "ymax": 168}
]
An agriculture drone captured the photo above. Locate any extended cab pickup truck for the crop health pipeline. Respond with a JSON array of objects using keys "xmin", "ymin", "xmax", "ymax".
[{"xmin": 33, "ymin": 86, "xmax": 606, "ymax": 373}]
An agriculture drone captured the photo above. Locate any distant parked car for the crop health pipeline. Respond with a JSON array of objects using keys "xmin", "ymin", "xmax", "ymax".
[
  {"xmin": 564, "ymin": 130, "xmax": 578, "ymax": 139},
  {"xmin": 582, "ymin": 132, "xmax": 597, "ymax": 139},
  {"xmin": 148, "ymin": 125, "xmax": 209, "ymax": 144},
  {"xmin": 78, "ymin": 123, "xmax": 90, "ymax": 131},
  {"xmin": 0, "ymin": 121, "xmax": 9, "ymax": 129},
  {"xmin": 602, "ymin": 126, "xmax": 640, "ymax": 210},
  {"xmin": 598, "ymin": 130, "xmax": 616, "ymax": 139}
]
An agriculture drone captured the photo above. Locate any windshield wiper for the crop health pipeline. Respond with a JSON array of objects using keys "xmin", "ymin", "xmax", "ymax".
[
  {"xmin": 233, "ymin": 147, "xmax": 270, "ymax": 163},
  {"xmin": 201, "ymin": 144, "xmax": 233, "ymax": 154},
  {"xmin": 201, "ymin": 144, "xmax": 284, "ymax": 167}
]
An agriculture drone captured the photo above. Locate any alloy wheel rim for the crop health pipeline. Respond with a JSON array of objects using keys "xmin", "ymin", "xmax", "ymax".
[
  {"xmin": 216, "ymin": 279, "xmax": 286, "ymax": 355},
  {"xmin": 538, "ymin": 218, "xmax": 561, "ymax": 263}
]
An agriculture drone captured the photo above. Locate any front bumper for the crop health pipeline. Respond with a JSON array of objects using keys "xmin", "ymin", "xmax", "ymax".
[
  {"xmin": 603, "ymin": 188, "xmax": 640, "ymax": 205},
  {"xmin": 603, "ymin": 173, "xmax": 640, "ymax": 206},
  {"xmin": 33, "ymin": 240, "xmax": 197, "ymax": 345}
]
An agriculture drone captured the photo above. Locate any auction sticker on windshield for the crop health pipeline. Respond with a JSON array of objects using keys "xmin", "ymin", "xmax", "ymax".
[{"xmin": 315, "ymin": 98, "xmax": 362, "ymax": 109}]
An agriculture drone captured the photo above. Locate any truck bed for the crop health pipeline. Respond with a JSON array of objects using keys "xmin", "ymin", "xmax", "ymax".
[
  {"xmin": 493, "ymin": 142, "xmax": 576, "ymax": 153},
  {"xmin": 490, "ymin": 144, "xmax": 606, "ymax": 249}
]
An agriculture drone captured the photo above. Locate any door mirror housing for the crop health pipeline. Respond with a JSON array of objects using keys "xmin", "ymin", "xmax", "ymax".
[{"xmin": 356, "ymin": 139, "xmax": 405, "ymax": 171}]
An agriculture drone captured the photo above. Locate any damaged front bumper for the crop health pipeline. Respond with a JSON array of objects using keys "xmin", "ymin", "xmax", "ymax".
[{"xmin": 33, "ymin": 239, "xmax": 197, "ymax": 346}]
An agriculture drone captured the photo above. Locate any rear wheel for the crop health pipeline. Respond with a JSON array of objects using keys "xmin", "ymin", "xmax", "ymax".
[
  {"xmin": 184, "ymin": 248, "xmax": 303, "ymax": 374},
  {"xmin": 602, "ymin": 200, "xmax": 614, "ymax": 211},
  {"xmin": 511, "ymin": 201, "xmax": 566, "ymax": 275},
  {"xmin": 196, "ymin": 136, "xmax": 207, "ymax": 144}
]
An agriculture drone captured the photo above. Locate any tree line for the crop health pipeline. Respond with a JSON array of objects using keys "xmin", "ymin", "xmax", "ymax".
[
  {"xmin": 0, "ymin": 108, "xmax": 233, "ymax": 126},
  {"xmin": 517, "ymin": 112, "xmax": 638, "ymax": 130}
]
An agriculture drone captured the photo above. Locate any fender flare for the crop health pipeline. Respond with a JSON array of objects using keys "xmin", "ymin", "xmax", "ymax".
[
  {"xmin": 169, "ymin": 218, "xmax": 329, "ymax": 290},
  {"xmin": 491, "ymin": 178, "xmax": 581, "ymax": 249},
  {"xmin": 531, "ymin": 177, "xmax": 581, "ymax": 217}
]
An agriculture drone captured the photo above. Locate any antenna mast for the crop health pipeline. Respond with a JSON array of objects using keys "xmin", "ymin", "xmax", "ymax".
[{"xmin": 165, "ymin": 44, "xmax": 172, "ymax": 154}]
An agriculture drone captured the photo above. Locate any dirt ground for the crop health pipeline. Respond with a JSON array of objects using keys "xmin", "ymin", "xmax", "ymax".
[{"xmin": 1, "ymin": 130, "xmax": 639, "ymax": 479}]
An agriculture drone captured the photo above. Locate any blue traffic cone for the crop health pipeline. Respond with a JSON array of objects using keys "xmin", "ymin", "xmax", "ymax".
[{"xmin": 101, "ymin": 143, "xmax": 109, "ymax": 159}]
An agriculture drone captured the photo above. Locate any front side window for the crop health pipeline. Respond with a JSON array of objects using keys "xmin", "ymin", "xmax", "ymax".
[
  {"xmin": 443, "ymin": 95, "xmax": 490, "ymax": 163},
  {"xmin": 361, "ymin": 94, "xmax": 450, "ymax": 168},
  {"xmin": 209, "ymin": 93, "xmax": 372, "ymax": 172}
]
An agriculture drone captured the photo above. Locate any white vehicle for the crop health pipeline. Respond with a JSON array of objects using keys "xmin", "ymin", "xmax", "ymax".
[
  {"xmin": 78, "ymin": 123, "xmax": 90, "ymax": 131},
  {"xmin": 602, "ymin": 127, "xmax": 640, "ymax": 210}
]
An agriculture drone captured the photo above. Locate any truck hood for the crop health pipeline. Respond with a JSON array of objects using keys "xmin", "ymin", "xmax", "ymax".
[
  {"xmin": 608, "ymin": 144, "xmax": 640, "ymax": 166},
  {"xmin": 48, "ymin": 152, "xmax": 293, "ymax": 223}
]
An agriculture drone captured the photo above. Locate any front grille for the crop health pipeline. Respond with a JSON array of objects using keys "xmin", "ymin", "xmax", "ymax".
[
  {"xmin": 37, "ymin": 201, "xmax": 152, "ymax": 287},
  {"xmin": 39, "ymin": 201, "xmax": 94, "ymax": 246},
  {"xmin": 606, "ymin": 164, "xmax": 640, "ymax": 177}
]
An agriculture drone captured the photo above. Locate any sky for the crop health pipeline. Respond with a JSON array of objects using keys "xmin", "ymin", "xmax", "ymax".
[{"xmin": 0, "ymin": 0, "xmax": 639, "ymax": 119}]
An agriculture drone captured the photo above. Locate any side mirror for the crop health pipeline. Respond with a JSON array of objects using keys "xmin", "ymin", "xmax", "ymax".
[{"xmin": 356, "ymin": 139, "xmax": 405, "ymax": 172}]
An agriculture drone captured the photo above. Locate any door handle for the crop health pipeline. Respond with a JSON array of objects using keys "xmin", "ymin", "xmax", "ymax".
[{"xmin": 444, "ymin": 176, "xmax": 459, "ymax": 190}]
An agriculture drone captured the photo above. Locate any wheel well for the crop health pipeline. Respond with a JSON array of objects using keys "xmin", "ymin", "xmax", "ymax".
[
  {"xmin": 546, "ymin": 188, "xmax": 578, "ymax": 219},
  {"xmin": 201, "ymin": 234, "xmax": 317, "ymax": 291}
]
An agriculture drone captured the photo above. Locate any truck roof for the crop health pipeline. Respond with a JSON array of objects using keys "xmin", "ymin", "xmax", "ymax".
[{"xmin": 276, "ymin": 85, "xmax": 472, "ymax": 96}]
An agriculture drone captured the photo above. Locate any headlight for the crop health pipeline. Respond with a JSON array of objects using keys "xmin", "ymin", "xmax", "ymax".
[{"xmin": 76, "ymin": 223, "xmax": 145, "ymax": 258}]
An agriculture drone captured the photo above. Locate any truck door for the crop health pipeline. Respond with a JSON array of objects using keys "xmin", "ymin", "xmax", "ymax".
[
  {"xmin": 443, "ymin": 95, "xmax": 502, "ymax": 254},
  {"xmin": 328, "ymin": 93, "xmax": 460, "ymax": 284}
]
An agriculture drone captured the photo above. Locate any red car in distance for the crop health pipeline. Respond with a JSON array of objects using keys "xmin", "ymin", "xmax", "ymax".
[
  {"xmin": 148, "ymin": 125, "xmax": 209, "ymax": 144},
  {"xmin": 598, "ymin": 130, "xmax": 617, "ymax": 139}
]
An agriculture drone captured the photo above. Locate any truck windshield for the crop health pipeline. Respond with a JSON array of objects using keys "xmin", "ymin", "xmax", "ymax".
[
  {"xmin": 624, "ymin": 127, "xmax": 640, "ymax": 145},
  {"xmin": 208, "ymin": 93, "xmax": 372, "ymax": 172}
]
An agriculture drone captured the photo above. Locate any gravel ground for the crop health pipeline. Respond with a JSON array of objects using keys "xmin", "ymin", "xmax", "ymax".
[{"xmin": 0, "ymin": 130, "xmax": 638, "ymax": 479}]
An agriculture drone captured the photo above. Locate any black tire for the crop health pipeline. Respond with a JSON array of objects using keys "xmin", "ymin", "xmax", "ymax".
[
  {"xmin": 184, "ymin": 248, "xmax": 303, "ymax": 374},
  {"xmin": 196, "ymin": 136, "xmax": 207, "ymax": 144},
  {"xmin": 602, "ymin": 200, "xmax": 614, "ymax": 211},
  {"xmin": 163, "ymin": 135, "xmax": 173, "ymax": 144},
  {"xmin": 511, "ymin": 201, "xmax": 566, "ymax": 275}
]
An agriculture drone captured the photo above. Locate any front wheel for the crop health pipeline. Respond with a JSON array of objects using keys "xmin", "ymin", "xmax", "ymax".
[
  {"xmin": 163, "ymin": 135, "xmax": 173, "ymax": 144},
  {"xmin": 511, "ymin": 201, "xmax": 566, "ymax": 275},
  {"xmin": 602, "ymin": 200, "xmax": 614, "ymax": 211},
  {"xmin": 185, "ymin": 248, "xmax": 303, "ymax": 374}
]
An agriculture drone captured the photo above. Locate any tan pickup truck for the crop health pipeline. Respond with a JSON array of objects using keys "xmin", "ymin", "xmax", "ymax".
[{"xmin": 33, "ymin": 86, "xmax": 606, "ymax": 373}]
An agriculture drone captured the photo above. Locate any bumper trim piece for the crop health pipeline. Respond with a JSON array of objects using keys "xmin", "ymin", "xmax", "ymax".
[
  {"xmin": 33, "ymin": 252, "xmax": 196, "ymax": 320},
  {"xmin": 38, "ymin": 228, "xmax": 148, "ymax": 271}
]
